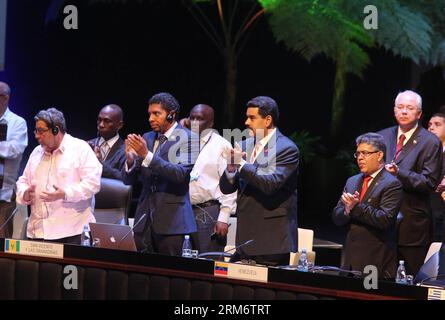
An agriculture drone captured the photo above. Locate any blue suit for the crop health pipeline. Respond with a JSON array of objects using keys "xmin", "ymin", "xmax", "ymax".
[{"xmin": 123, "ymin": 124, "xmax": 198, "ymax": 254}]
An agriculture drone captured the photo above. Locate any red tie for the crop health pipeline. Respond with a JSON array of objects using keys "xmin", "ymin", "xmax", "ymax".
[
  {"xmin": 359, "ymin": 175, "xmax": 372, "ymax": 203},
  {"xmin": 394, "ymin": 134, "xmax": 406, "ymax": 160}
]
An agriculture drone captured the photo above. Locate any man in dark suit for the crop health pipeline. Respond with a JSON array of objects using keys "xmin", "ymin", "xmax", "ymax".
[
  {"xmin": 88, "ymin": 104, "xmax": 126, "ymax": 180},
  {"xmin": 378, "ymin": 90, "xmax": 443, "ymax": 276},
  {"xmin": 333, "ymin": 133, "xmax": 403, "ymax": 279},
  {"xmin": 123, "ymin": 92, "xmax": 197, "ymax": 255},
  {"xmin": 220, "ymin": 96, "xmax": 299, "ymax": 266},
  {"xmin": 427, "ymin": 112, "xmax": 445, "ymax": 242}
]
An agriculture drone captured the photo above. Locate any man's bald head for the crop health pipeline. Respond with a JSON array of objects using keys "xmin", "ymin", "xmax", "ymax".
[
  {"xmin": 101, "ymin": 104, "xmax": 123, "ymax": 122},
  {"xmin": 0, "ymin": 82, "xmax": 11, "ymax": 113},
  {"xmin": 189, "ymin": 104, "xmax": 214, "ymax": 134},
  {"xmin": 97, "ymin": 104, "xmax": 124, "ymax": 140},
  {"xmin": 0, "ymin": 82, "xmax": 10, "ymax": 96}
]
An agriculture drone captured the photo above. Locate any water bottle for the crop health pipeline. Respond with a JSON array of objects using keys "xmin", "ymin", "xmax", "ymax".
[
  {"xmin": 297, "ymin": 248, "xmax": 309, "ymax": 272},
  {"xmin": 395, "ymin": 260, "xmax": 407, "ymax": 284},
  {"xmin": 182, "ymin": 235, "xmax": 192, "ymax": 258},
  {"xmin": 80, "ymin": 224, "xmax": 91, "ymax": 247}
]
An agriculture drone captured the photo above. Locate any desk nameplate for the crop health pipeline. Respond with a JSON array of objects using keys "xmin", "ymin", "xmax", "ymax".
[
  {"xmin": 4, "ymin": 239, "xmax": 64, "ymax": 259},
  {"xmin": 214, "ymin": 261, "xmax": 268, "ymax": 283}
]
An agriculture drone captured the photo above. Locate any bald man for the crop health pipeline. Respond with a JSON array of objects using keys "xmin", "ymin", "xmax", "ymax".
[
  {"xmin": 88, "ymin": 104, "xmax": 126, "ymax": 180},
  {"xmin": 183, "ymin": 104, "xmax": 237, "ymax": 257},
  {"xmin": 0, "ymin": 82, "xmax": 28, "ymax": 238}
]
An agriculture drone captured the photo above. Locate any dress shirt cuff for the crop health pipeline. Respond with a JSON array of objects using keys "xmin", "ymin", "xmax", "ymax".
[
  {"xmin": 225, "ymin": 168, "xmax": 237, "ymax": 183},
  {"xmin": 238, "ymin": 159, "xmax": 247, "ymax": 170},
  {"xmin": 142, "ymin": 151, "xmax": 154, "ymax": 167},
  {"xmin": 217, "ymin": 207, "xmax": 231, "ymax": 224},
  {"xmin": 125, "ymin": 161, "xmax": 136, "ymax": 172},
  {"xmin": 64, "ymin": 187, "xmax": 73, "ymax": 202}
]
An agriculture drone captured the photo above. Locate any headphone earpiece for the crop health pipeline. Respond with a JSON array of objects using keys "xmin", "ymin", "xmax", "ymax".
[
  {"xmin": 166, "ymin": 112, "xmax": 174, "ymax": 123},
  {"xmin": 48, "ymin": 111, "xmax": 59, "ymax": 135},
  {"xmin": 51, "ymin": 126, "xmax": 59, "ymax": 135}
]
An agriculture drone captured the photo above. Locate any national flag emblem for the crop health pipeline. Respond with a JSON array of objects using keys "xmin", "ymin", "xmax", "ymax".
[
  {"xmin": 214, "ymin": 262, "xmax": 228, "ymax": 276},
  {"xmin": 5, "ymin": 239, "xmax": 20, "ymax": 253}
]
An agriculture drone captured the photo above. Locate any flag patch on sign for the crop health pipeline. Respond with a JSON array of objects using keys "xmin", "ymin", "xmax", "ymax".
[
  {"xmin": 214, "ymin": 261, "xmax": 228, "ymax": 276},
  {"xmin": 5, "ymin": 239, "xmax": 20, "ymax": 253}
]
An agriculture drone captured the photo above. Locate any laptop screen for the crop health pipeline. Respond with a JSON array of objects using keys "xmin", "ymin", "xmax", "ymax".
[{"xmin": 89, "ymin": 222, "xmax": 137, "ymax": 252}]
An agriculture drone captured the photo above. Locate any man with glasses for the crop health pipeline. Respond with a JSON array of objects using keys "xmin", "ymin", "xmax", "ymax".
[
  {"xmin": 333, "ymin": 132, "xmax": 403, "ymax": 279},
  {"xmin": 16, "ymin": 108, "xmax": 102, "ymax": 244},
  {"xmin": 378, "ymin": 90, "xmax": 443, "ymax": 276},
  {"xmin": 0, "ymin": 81, "xmax": 27, "ymax": 238}
]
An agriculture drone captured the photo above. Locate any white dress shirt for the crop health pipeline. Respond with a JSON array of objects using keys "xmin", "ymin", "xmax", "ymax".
[
  {"xmin": 142, "ymin": 122, "xmax": 178, "ymax": 167},
  {"xmin": 16, "ymin": 134, "xmax": 102, "ymax": 239},
  {"xmin": 97, "ymin": 134, "xmax": 119, "ymax": 160},
  {"xmin": 0, "ymin": 107, "xmax": 28, "ymax": 202},
  {"xmin": 190, "ymin": 130, "xmax": 237, "ymax": 224},
  {"xmin": 397, "ymin": 124, "xmax": 418, "ymax": 146}
]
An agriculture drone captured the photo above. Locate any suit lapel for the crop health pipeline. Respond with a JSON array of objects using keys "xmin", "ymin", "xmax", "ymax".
[
  {"xmin": 104, "ymin": 138, "xmax": 123, "ymax": 160},
  {"xmin": 386, "ymin": 126, "xmax": 398, "ymax": 162},
  {"xmin": 360, "ymin": 169, "xmax": 384, "ymax": 204},
  {"xmin": 245, "ymin": 138, "xmax": 255, "ymax": 163},
  {"xmin": 395, "ymin": 126, "xmax": 421, "ymax": 165},
  {"xmin": 147, "ymin": 132, "xmax": 156, "ymax": 153}
]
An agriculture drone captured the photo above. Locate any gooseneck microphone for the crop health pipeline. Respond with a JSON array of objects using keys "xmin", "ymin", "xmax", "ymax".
[
  {"xmin": 0, "ymin": 207, "xmax": 21, "ymax": 233},
  {"xmin": 197, "ymin": 239, "xmax": 255, "ymax": 259},
  {"xmin": 117, "ymin": 213, "xmax": 147, "ymax": 249}
]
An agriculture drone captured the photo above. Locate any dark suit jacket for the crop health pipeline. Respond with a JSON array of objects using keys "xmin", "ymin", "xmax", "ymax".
[
  {"xmin": 333, "ymin": 169, "xmax": 403, "ymax": 278},
  {"xmin": 430, "ymin": 150, "xmax": 445, "ymax": 240},
  {"xmin": 378, "ymin": 126, "xmax": 443, "ymax": 246},
  {"xmin": 88, "ymin": 137, "xmax": 126, "ymax": 180},
  {"xmin": 220, "ymin": 129, "xmax": 299, "ymax": 256},
  {"xmin": 122, "ymin": 124, "xmax": 197, "ymax": 235}
]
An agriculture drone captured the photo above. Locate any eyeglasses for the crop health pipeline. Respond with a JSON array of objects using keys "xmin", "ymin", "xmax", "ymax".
[
  {"xmin": 353, "ymin": 150, "xmax": 379, "ymax": 158},
  {"xmin": 34, "ymin": 128, "xmax": 50, "ymax": 135}
]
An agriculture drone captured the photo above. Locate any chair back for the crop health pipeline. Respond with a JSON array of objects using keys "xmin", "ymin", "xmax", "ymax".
[{"xmin": 94, "ymin": 178, "xmax": 132, "ymax": 225}]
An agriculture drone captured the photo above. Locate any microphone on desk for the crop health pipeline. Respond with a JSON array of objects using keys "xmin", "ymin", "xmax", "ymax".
[
  {"xmin": 117, "ymin": 213, "xmax": 147, "ymax": 249},
  {"xmin": 197, "ymin": 239, "xmax": 254, "ymax": 260},
  {"xmin": 0, "ymin": 206, "xmax": 21, "ymax": 234}
]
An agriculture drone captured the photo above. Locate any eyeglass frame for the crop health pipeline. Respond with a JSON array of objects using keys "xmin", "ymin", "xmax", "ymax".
[
  {"xmin": 353, "ymin": 150, "xmax": 380, "ymax": 159},
  {"xmin": 34, "ymin": 127, "xmax": 51, "ymax": 135}
]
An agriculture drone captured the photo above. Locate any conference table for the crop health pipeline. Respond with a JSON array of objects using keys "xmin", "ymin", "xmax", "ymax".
[{"xmin": 0, "ymin": 238, "xmax": 439, "ymax": 300}]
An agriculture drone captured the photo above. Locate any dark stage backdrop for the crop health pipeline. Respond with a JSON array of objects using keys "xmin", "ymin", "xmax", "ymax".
[{"xmin": 1, "ymin": 0, "xmax": 444, "ymax": 231}]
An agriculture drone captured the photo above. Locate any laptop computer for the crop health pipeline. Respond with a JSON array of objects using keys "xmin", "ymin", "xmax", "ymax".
[{"xmin": 89, "ymin": 222, "xmax": 137, "ymax": 252}]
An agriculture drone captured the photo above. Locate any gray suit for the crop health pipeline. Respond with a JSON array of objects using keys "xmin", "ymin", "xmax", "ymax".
[{"xmin": 220, "ymin": 130, "xmax": 299, "ymax": 261}]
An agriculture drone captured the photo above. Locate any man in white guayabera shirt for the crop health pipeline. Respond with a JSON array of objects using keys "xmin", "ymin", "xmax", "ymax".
[{"xmin": 16, "ymin": 108, "xmax": 102, "ymax": 244}]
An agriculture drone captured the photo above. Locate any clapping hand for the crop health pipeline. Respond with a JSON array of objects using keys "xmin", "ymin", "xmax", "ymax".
[{"xmin": 341, "ymin": 191, "xmax": 359, "ymax": 215}]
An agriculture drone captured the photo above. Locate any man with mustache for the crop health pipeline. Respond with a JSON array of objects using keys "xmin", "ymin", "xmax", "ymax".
[
  {"xmin": 333, "ymin": 132, "xmax": 403, "ymax": 279},
  {"xmin": 220, "ymin": 96, "xmax": 299, "ymax": 266}
]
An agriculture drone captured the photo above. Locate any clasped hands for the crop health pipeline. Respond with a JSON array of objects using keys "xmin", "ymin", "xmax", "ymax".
[
  {"xmin": 222, "ymin": 142, "xmax": 245, "ymax": 173},
  {"xmin": 125, "ymin": 134, "xmax": 148, "ymax": 167},
  {"xmin": 341, "ymin": 191, "xmax": 359, "ymax": 215},
  {"xmin": 23, "ymin": 185, "xmax": 66, "ymax": 203}
]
